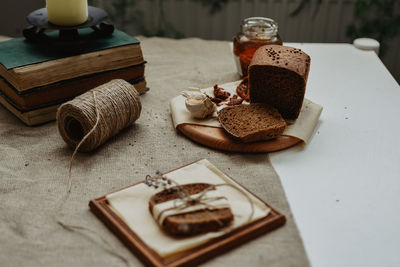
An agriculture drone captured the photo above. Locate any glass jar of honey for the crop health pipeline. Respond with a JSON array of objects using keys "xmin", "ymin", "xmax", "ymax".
[{"xmin": 233, "ymin": 17, "xmax": 282, "ymax": 77}]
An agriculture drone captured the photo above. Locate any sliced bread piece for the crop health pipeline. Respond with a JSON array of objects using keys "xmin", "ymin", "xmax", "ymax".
[
  {"xmin": 149, "ymin": 183, "xmax": 234, "ymax": 236},
  {"xmin": 218, "ymin": 103, "xmax": 286, "ymax": 143}
]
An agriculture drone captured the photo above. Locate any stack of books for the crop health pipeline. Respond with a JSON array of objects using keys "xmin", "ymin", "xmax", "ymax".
[{"xmin": 0, "ymin": 29, "xmax": 146, "ymax": 126}]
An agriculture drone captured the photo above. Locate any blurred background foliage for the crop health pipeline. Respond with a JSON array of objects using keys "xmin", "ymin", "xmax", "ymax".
[
  {"xmin": 84, "ymin": 0, "xmax": 399, "ymax": 81},
  {"xmin": 88, "ymin": 0, "xmax": 232, "ymax": 38},
  {"xmin": 89, "ymin": 0, "xmax": 399, "ymax": 58},
  {"xmin": 347, "ymin": 0, "xmax": 400, "ymax": 56},
  {"xmin": 289, "ymin": 0, "xmax": 400, "ymax": 56}
]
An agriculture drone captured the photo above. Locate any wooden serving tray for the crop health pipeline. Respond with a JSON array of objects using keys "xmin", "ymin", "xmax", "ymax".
[
  {"xmin": 178, "ymin": 123, "xmax": 301, "ymax": 153},
  {"xmin": 89, "ymin": 162, "xmax": 286, "ymax": 267}
]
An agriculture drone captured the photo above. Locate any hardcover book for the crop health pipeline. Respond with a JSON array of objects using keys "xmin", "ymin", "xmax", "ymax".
[
  {"xmin": 0, "ymin": 64, "xmax": 146, "ymax": 110},
  {"xmin": 0, "ymin": 29, "xmax": 147, "ymax": 125},
  {"xmin": 0, "ymin": 29, "xmax": 144, "ymax": 91},
  {"xmin": 0, "ymin": 79, "xmax": 146, "ymax": 126}
]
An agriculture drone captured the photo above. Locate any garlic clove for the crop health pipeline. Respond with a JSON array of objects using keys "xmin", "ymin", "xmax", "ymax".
[{"xmin": 183, "ymin": 91, "xmax": 216, "ymax": 119}]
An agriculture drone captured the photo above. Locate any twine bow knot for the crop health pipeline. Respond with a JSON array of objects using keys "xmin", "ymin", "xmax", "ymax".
[{"xmin": 146, "ymin": 172, "xmax": 255, "ymax": 226}]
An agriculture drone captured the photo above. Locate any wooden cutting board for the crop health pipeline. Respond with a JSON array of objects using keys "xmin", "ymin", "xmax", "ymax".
[
  {"xmin": 89, "ymin": 160, "xmax": 286, "ymax": 267},
  {"xmin": 178, "ymin": 123, "xmax": 301, "ymax": 153}
]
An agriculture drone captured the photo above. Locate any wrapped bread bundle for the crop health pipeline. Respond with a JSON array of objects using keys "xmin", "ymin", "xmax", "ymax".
[{"xmin": 149, "ymin": 183, "xmax": 234, "ymax": 236}]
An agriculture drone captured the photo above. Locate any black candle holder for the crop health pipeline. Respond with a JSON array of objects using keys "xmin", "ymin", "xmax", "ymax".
[{"xmin": 23, "ymin": 6, "xmax": 114, "ymax": 52}]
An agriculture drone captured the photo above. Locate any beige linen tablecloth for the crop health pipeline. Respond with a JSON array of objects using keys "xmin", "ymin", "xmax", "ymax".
[{"xmin": 0, "ymin": 37, "xmax": 310, "ymax": 267}]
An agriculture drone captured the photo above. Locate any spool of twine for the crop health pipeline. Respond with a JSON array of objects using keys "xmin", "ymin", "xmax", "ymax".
[{"xmin": 57, "ymin": 79, "xmax": 142, "ymax": 152}]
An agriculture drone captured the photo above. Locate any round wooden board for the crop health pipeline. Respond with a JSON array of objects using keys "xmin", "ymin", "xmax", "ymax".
[{"xmin": 178, "ymin": 124, "xmax": 301, "ymax": 153}]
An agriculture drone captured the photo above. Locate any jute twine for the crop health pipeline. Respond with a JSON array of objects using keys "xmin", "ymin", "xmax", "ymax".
[
  {"xmin": 56, "ymin": 79, "xmax": 142, "ymax": 192},
  {"xmin": 57, "ymin": 79, "xmax": 142, "ymax": 152}
]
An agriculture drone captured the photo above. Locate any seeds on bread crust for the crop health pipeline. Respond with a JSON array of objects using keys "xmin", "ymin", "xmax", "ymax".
[{"xmin": 249, "ymin": 45, "xmax": 310, "ymax": 119}]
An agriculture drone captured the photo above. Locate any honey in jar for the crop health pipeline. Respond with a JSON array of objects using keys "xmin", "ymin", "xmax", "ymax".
[{"xmin": 233, "ymin": 17, "xmax": 282, "ymax": 77}]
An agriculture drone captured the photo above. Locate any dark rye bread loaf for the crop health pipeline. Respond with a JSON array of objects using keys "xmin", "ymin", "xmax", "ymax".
[
  {"xmin": 249, "ymin": 45, "xmax": 311, "ymax": 120},
  {"xmin": 149, "ymin": 183, "xmax": 233, "ymax": 236},
  {"xmin": 218, "ymin": 103, "xmax": 286, "ymax": 143}
]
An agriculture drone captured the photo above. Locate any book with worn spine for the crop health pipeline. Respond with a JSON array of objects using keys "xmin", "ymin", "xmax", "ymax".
[
  {"xmin": 0, "ymin": 29, "xmax": 147, "ymax": 126},
  {"xmin": 0, "ymin": 79, "xmax": 146, "ymax": 126}
]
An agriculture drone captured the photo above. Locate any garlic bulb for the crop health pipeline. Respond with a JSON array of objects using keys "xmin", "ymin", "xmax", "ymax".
[{"xmin": 182, "ymin": 91, "xmax": 216, "ymax": 119}]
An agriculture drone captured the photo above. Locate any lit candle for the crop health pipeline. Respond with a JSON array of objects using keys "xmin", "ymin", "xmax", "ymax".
[{"xmin": 46, "ymin": 0, "xmax": 88, "ymax": 26}]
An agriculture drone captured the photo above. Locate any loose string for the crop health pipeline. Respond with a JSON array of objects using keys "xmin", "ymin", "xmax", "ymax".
[
  {"xmin": 57, "ymin": 221, "xmax": 130, "ymax": 267},
  {"xmin": 67, "ymin": 91, "xmax": 100, "ymax": 193}
]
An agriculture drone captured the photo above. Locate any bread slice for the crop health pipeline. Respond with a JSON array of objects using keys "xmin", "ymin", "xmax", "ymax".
[
  {"xmin": 218, "ymin": 103, "xmax": 286, "ymax": 143},
  {"xmin": 149, "ymin": 183, "xmax": 234, "ymax": 236},
  {"xmin": 249, "ymin": 45, "xmax": 310, "ymax": 120}
]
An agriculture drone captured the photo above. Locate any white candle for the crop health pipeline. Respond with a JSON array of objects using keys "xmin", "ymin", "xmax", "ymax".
[{"xmin": 46, "ymin": 0, "xmax": 88, "ymax": 26}]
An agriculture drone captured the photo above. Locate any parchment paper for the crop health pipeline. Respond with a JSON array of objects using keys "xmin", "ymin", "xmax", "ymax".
[
  {"xmin": 170, "ymin": 80, "xmax": 323, "ymax": 143},
  {"xmin": 107, "ymin": 159, "xmax": 270, "ymax": 257}
]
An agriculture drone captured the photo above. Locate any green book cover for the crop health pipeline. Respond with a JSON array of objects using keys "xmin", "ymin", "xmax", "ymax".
[{"xmin": 0, "ymin": 29, "xmax": 140, "ymax": 70}]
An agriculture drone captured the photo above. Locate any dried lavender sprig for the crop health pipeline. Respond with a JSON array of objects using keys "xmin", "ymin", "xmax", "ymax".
[{"xmin": 145, "ymin": 172, "xmax": 174, "ymax": 190}]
